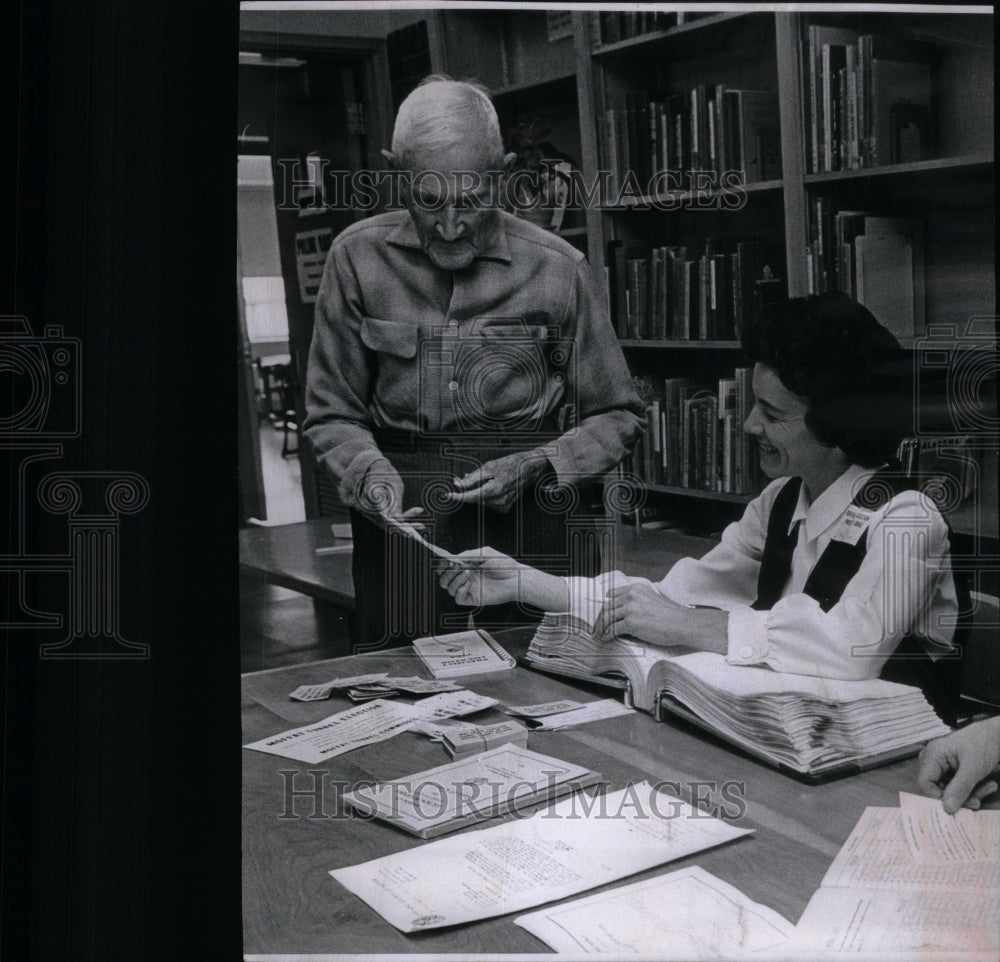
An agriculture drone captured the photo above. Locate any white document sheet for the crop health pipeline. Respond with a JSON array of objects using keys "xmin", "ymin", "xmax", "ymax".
[
  {"xmin": 243, "ymin": 692, "xmax": 496, "ymax": 763},
  {"xmin": 514, "ymin": 865, "xmax": 792, "ymax": 957},
  {"xmin": 899, "ymin": 791, "xmax": 999, "ymax": 864},
  {"xmin": 527, "ymin": 698, "xmax": 634, "ymax": 730},
  {"xmin": 788, "ymin": 887, "xmax": 1000, "ymax": 957},
  {"xmin": 821, "ymin": 807, "xmax": 1000, "ymax": 892},
  {"xmin": 329, "ymin": 780, "xmax": 752, "ymax": 932}
]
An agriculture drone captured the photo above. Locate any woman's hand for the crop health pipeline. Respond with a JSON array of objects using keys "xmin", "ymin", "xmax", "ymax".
[
  {"xmin": 436, "ymin": 548, "xmax": 523, "ymax": 607},
  {"xmin": 594, "ymin": 584, "xmax": 728, "ymax": 653}
]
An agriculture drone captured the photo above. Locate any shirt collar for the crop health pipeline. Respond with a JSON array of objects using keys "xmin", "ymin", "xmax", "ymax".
[
  {"xmin": 796, "ymin": 464, "xmax": 878, "ymax": 542},
  {"xmin": 385, "ymin": 210, "xmax": 513, "ymax": 264}
]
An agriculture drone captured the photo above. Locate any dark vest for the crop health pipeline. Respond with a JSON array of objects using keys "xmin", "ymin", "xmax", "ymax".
[{"xmin": 753, "ymin": 471, "xmax": 967, "ymax": 724}]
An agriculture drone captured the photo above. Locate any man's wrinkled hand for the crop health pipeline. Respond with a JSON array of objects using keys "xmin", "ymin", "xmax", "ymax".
[{"xmin": 447, "ymin": 450, "xmax": 549, "ymax": 513}]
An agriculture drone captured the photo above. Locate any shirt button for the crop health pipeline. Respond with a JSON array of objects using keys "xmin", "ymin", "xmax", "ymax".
[
  {"xmin": 740, "ymin": 646, "xmax": 754, "ymax": 659},
  {"xmin": 448, "ymin": 380, "xmax": 459, "ymax": 392},
  {"xmin": 447, "ymin": 319, "xmax": 458, "ymax": 330}
]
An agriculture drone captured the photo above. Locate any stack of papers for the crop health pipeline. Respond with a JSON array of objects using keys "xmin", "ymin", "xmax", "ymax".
[
  {"xmin": 442, "ymin": 719, "xmax": 529, "ymax": 758},
  {"xmin": 340, "ymin": 744, "xmax": 598, "ymax": 838},
  {"xmin": 654, "ymin": 652, "xmax": 952, "ymax": 775}
]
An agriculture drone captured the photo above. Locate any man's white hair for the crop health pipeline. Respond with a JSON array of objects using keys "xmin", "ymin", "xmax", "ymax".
[{"xmin": 391, "ymin": 75, "xmax": 505, "ymax": 168}]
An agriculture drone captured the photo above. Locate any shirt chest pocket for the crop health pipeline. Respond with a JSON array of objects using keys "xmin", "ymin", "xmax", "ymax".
[{"xmin": 360, "ymin": 316, "xmax": 418, "ymax": 359}]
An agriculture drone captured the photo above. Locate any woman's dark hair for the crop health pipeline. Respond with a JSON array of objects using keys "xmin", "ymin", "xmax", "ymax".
[{"xmin": 743, "ymin": 294, "xmax": 910, "ymax": 467}]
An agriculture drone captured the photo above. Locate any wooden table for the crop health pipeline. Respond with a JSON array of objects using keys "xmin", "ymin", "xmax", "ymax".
[
  {"xmin": 242, "ymin": 627, "xmax": 920, "ymax": 957},
  {"xmin": 238, "ymin": 519, "xmax": 720, "ymax": 614},
  {"xmin": 240, "ymin": 519, "xmax": 356, "ymax": 609}
]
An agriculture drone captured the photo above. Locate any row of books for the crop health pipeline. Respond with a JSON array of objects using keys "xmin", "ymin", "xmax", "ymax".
[
  {"xmin": 590, "ymin": 10, "xmax": 678, "ymax": 47},
  {"xmin": 599, "ymin": 87, "xmax": 781, "ymax": 195},
  {"xmin": 625, "ymin": 371, "xmax": 762, "ymax": 496},
  {"xmin": 804, "ymin": 25, "xmax": 935, "ymax": 173},
  {"xmin": 607, "ymin": 238, "xmax": 785, "ymax": 342},
  {"xmin": 806, "ymin": 201, "xmax": 924, "ymax": 339}
]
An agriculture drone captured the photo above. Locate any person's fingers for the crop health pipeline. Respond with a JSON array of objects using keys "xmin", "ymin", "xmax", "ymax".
[
  {"xmin": 401, "ymin": 506, "xmax": 425, "ymax": 518},
  {"xmin": 942, "ymin": 765, "xmax": 984, "ymax": 814},
  {"xmin": 448, "ymin": 479, "xmax": 502, "ymax": 504},
  {"xmin": 915, "ymin": 747, "xmax": 950, "ymax": 797},
  {"xmin": 452, "ymin": 467, "xmax": 487, "ymax": 491}
]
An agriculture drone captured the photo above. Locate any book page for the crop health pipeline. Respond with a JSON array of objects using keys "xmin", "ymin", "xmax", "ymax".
[
  {"xmin": 514, "ymin": 865, "xmax": 792, "ymax": 956},
  {"xmin": 822, "ymin": 807, "xmax": 999, "ymax": 892},
  {"xmin": 788, "ymin": 886, "xmax": 999, "ymax": 956},
  {"xmin": 899, "ymin": 791, "xmax": 1000, "ymax": 864},
  {"xmin": 330, "ymin": 781, "xmax": 752, "ymax": 932}
]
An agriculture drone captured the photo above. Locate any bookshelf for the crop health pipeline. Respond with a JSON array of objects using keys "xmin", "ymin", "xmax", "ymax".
[{"xmin": 431, "ymin": 8, "xmax": 996, "ymax": 542}]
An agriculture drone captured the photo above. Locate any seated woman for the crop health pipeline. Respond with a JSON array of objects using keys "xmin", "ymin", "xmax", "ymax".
[{"xmin": 439, "ymin": 294, "xmax": 966, "ymax": 722}]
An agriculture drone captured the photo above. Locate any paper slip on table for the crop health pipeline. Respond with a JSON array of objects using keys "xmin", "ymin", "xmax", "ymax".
[{"xmin": 242, "ymin": 626, "xmax": 921, "ymax": 957}]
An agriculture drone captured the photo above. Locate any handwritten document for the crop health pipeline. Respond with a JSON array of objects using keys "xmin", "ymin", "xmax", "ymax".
[
  {"xmin": 787, "ymin": 804, "xmax": 999, "ymax": 956},
  {"xmin": 243, "ymin": 691, "xmax": 496, "ymax": 763},
  {"xmin": 330, "ymin": 780, "xmax": 752, "ymax": 932},
  {"xmin": 514, "ymin": 865, "xmax": 792, "ymax": 956}
]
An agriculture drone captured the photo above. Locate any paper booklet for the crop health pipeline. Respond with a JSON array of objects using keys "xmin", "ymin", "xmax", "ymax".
[
  {"xmin": 411, "ymin": 628, "xmax": 516, "ymax": 678},
  {"xmin": 339, "ymin": 744, "xmax": 600, "ymax": 838},
  {"xmin": 783, "ymin": 798, "xmax": 999, "ymax": 957},
  {"xmin": 526, "ymin": 611, "xmax": 950, "ymax": 782}
]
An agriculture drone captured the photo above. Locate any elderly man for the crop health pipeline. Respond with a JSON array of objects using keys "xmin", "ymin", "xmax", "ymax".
[{"xmin": 304, "ymin": 76, "xmax": 642, "ymax": 652}]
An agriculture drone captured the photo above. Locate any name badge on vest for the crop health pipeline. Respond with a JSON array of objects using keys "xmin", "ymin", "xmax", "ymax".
[{"xmin": 831, "ymin": 505, "xmax": 874, "ymax": 546}]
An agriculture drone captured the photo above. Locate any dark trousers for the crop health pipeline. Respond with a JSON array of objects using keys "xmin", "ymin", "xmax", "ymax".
[{"xmin": 349, "ymin": 434, "xmax": 605, "ymax": 652}]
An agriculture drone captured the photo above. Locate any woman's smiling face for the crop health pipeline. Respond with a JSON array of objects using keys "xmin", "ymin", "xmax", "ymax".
[{"xmin": 743, "ymin": 363, "xmax": 838, "ymax": 483}]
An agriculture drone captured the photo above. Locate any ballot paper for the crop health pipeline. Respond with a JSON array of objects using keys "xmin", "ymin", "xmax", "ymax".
[
  {"xmin": 503, "ymin": 699, "xmax": 585, "ymax": 718},
  {"xmin": 289, "ymin": 673, "xmax": 389, "ymax": 702},
  {"xmin": 524, "ymin": 698, "xmax": 634, "ymax": 730},
  {"xmin": 330, "ymin": 780, "xmax": 752, "ymax": 932},
  {"xmin": 243, "ymin": 691, "xmax": 497, "ymax": 763},
  {"xmin": 289, "ymin": 674, "xmax": 462, "ymax": 703},
  {"xmin": 442, "ymin": 719, "xmax": 529, "ymax": 758},
  {"xmin": 786, "ymin": 804, "xmax": 1000, "ymax": 956},
  {"xmin": 899, "ymin": 790, "xmax": 999, "ymax": 864},
  {"xmin": 514, "ymin": 865, "xmax": 793, "ymax": 956}
]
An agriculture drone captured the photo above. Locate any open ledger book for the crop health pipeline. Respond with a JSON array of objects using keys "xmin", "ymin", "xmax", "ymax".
[{"xmin": 525, "ymin": 607, "xmax": 951, "ymax": 782}]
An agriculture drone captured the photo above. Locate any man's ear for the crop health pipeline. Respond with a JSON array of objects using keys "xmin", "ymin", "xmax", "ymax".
[
  {"xmin": 502, "ymin": 151, "xmax": 517, "ymax": 171},
  {"xmin": 381, "ymin": 149, "xmax": 398, "ymax": 168}
]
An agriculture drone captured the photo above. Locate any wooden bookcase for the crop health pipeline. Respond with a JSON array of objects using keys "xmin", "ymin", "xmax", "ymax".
[{"xmin": 430, "ymin": 8, "xmax": 996, "ymax": 543}]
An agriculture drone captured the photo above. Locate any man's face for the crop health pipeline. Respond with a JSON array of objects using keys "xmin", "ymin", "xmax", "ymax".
[
  {"xmin": 744, "ymin": 363, "xmax": 837, "ymax": 482},
  {"xmin": 401, "ymin": 141, "xmax": 503, "ymax": 271}
]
